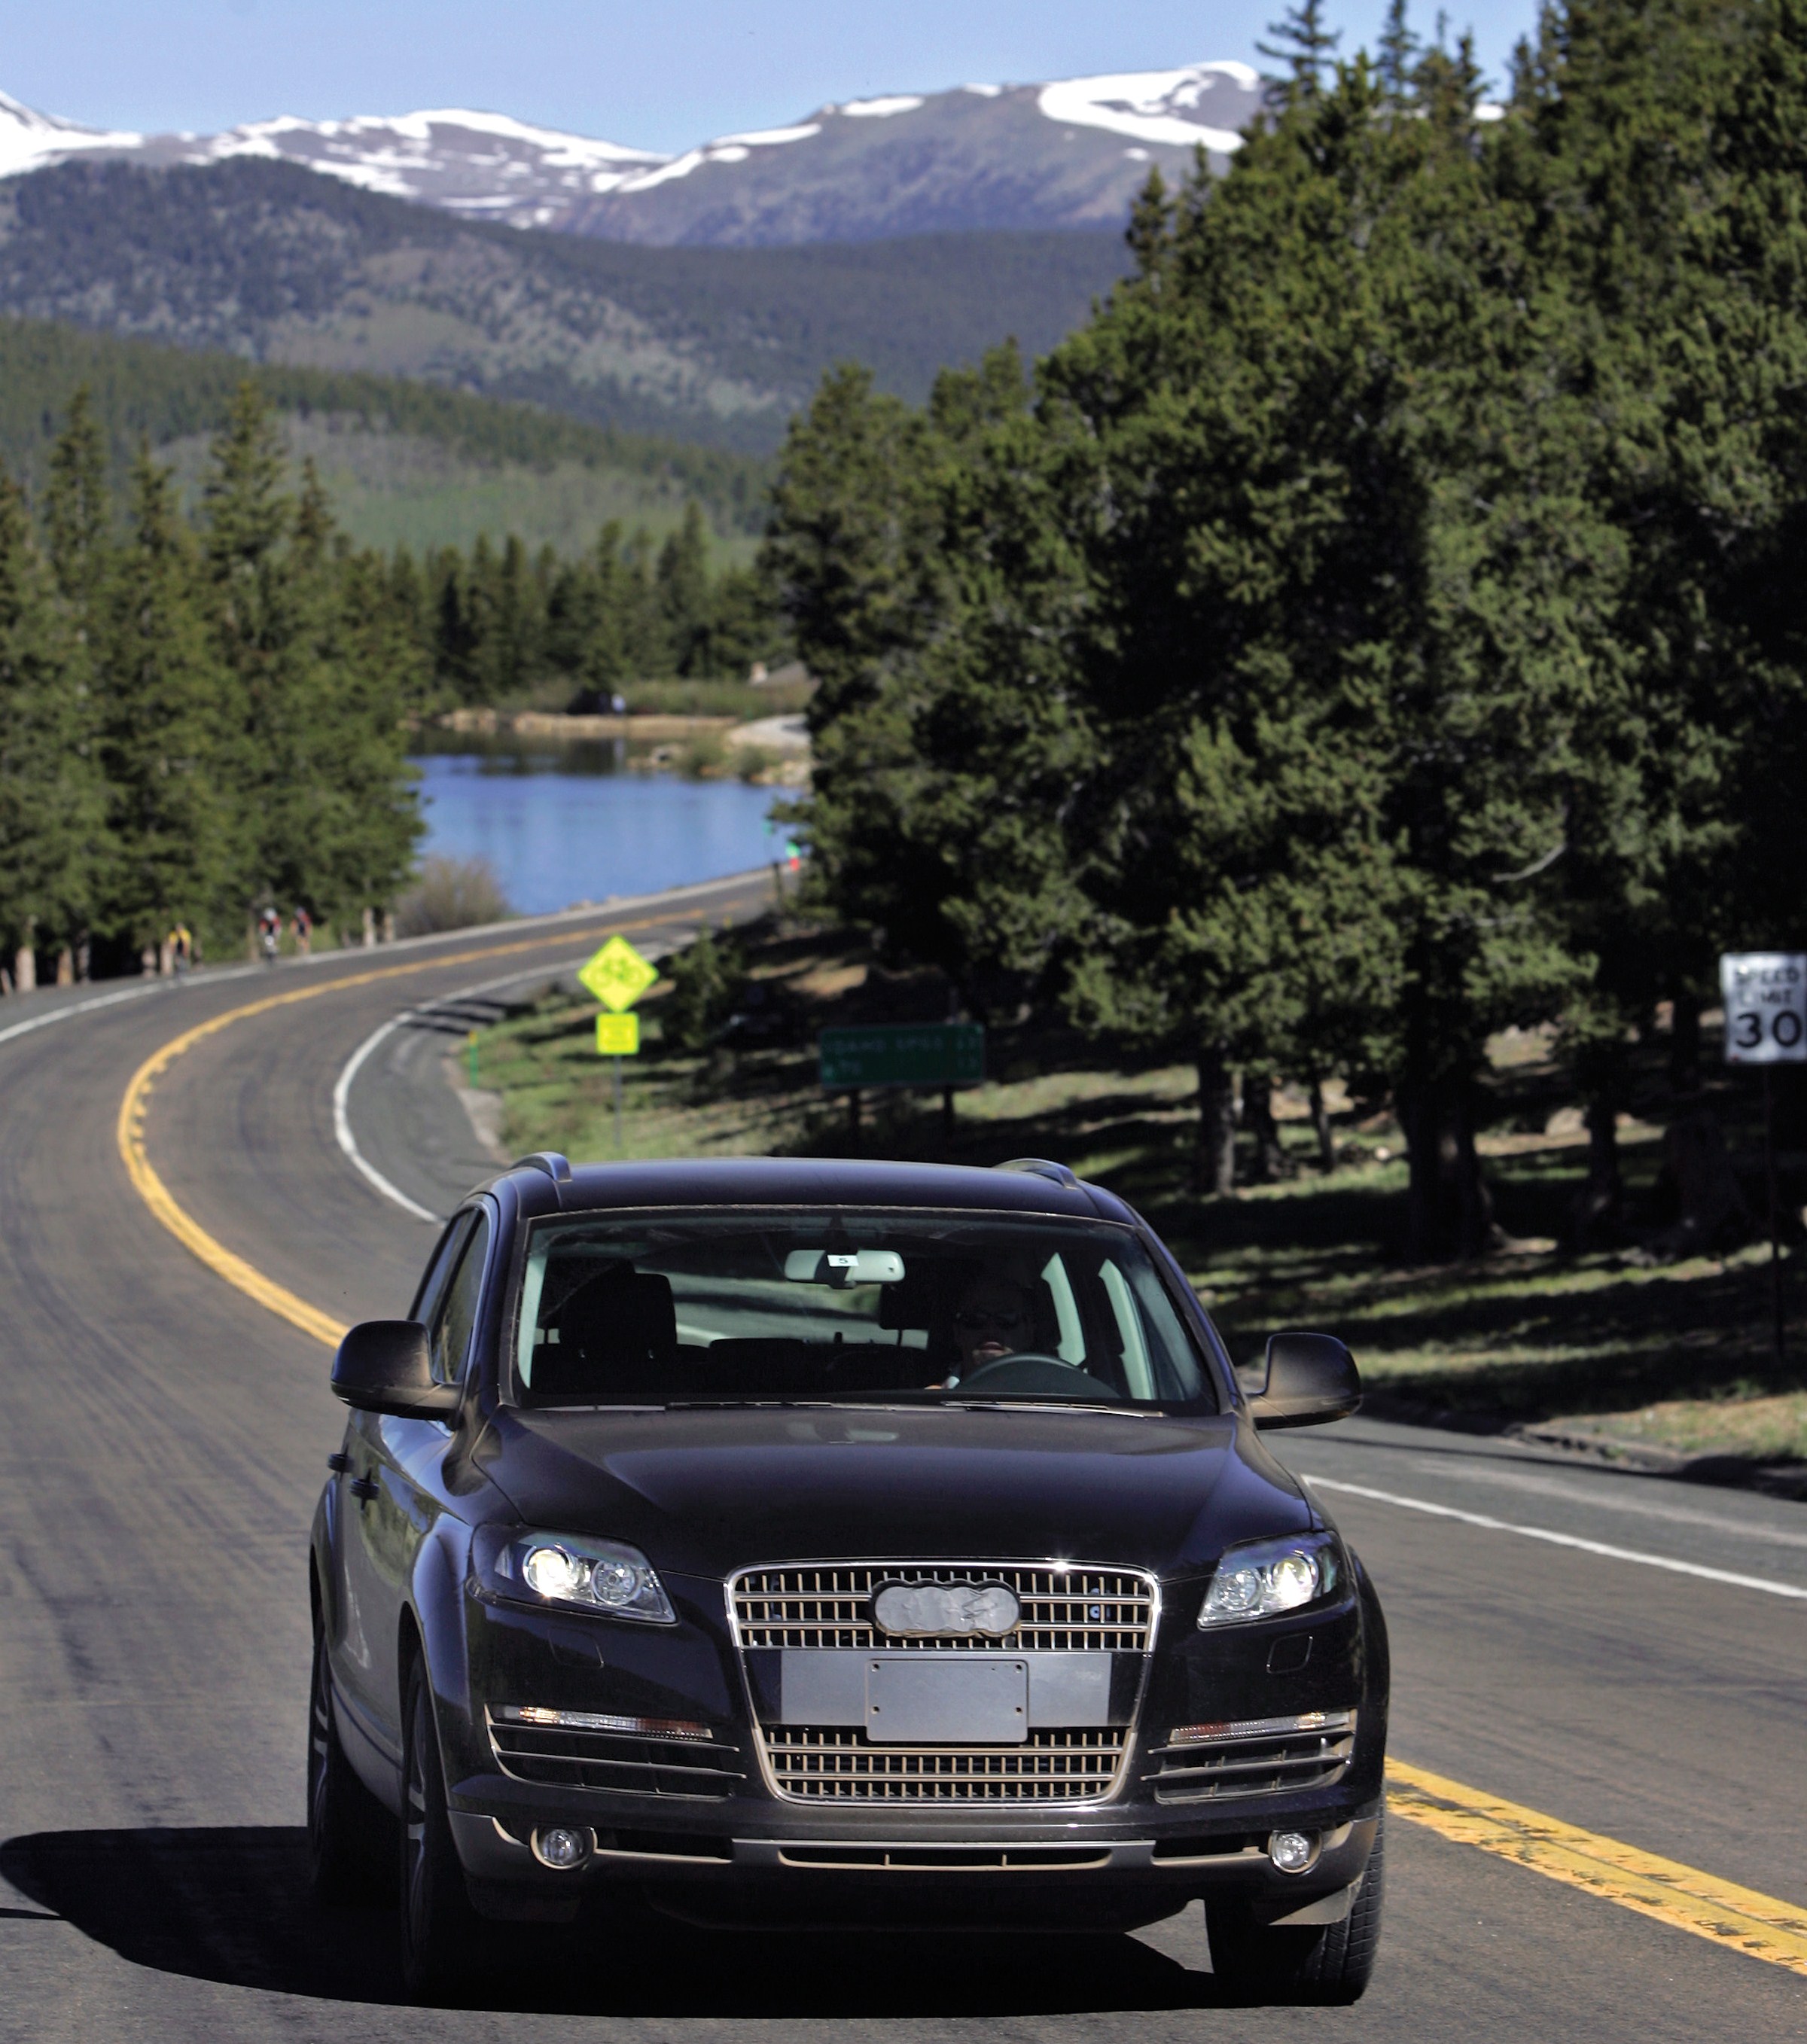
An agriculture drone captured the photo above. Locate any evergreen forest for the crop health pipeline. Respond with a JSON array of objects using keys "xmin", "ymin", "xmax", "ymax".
[{"xmin": 761, "ymin": 0, "xmax": 1807, "ymax": 1260}]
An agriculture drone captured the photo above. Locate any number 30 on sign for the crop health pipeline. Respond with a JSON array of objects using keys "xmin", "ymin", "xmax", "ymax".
[{"xmin": 1720, "ymin": 952, "xmax": 1807, "ymax": 1064}]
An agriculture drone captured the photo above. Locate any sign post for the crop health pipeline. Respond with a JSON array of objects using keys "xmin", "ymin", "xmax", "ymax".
[
  {"xmin": 818, "ymin": 1022, "xmax": 986, "ymax": 1156},
  {"xmin": 1720, "ymin": 952, "xmax": 1805, "ymax": 1364},
  {"xmin": 580, "ymin": 935, "xmax": 660, "ymax": 1156}
]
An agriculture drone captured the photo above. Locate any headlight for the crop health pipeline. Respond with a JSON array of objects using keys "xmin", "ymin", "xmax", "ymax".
[
  {"xmin": 1196, "ymin": 1530, "xmax": 1344, "ymax": 1628},
  {"xmin": 474, "ymin": 1528, "xmax": 675, "ymax": 1623}
]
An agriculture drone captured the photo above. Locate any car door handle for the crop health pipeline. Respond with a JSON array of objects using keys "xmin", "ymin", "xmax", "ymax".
[{"xmin": 349, "ymin": 1476, "xmax": 379, "ymax": 1503}]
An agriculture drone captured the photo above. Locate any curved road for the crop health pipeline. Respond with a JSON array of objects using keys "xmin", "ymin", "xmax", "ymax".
[{"xmin": 0, "ymin": 871, "xmax": 1803, "ymax": 2038}]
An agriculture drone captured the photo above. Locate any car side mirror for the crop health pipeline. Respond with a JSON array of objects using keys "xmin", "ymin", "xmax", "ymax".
[
  {"xmin": 1247, "ymin": 1331, "xmax": 1361, "ymax": 1430},
  {"xmin": 331, "ymin": 1320, "xmax": 459, "ymax": 1418}
]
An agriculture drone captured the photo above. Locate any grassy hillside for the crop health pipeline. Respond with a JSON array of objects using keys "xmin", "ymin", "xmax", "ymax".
[
  {"xmin": 0, "ymin": 159, "xmax": 1132, "ymax": 452},
  {"xmin": 0, "ymin": 318, "xmax": 773, "ymax": 545}
]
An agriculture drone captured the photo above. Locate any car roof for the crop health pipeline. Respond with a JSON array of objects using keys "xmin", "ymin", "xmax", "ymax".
[{"xmin": 498, "ymin": 1155, "xmax": 1136, "ymax": 1224}]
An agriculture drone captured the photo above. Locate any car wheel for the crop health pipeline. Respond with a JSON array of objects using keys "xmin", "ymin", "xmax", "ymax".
[
  {"xmin": 399, "ymin": 1652, "xmax": 483, "ymax": 2002},
  {"xmin": 307, "ymin": 1616, "xmax": 392, "ymax": 1903},
  {"xmin": 1206, "ymin": 1811, "xmax": 1385, "ymax": 2005}
]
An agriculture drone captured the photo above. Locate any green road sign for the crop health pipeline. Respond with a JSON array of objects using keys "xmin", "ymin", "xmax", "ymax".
[
  {"xmin": 818, "ymin": 1022, "xmax": 985, "ymax": 1092},
  {"xmin": 578, "ymin": 934, "xmax": 658, "ymax": 1012}
]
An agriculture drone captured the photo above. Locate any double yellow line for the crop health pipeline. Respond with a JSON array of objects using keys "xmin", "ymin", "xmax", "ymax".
[
  {"xmin": 117, "ymin": 914, "xmax": 689, "ymax": 1348},
  {"xmin": 111, "ymin": 939, "xmax": 1807, "ymax": 1982},
  {"xmin": 1389, "ymin": 1762, "xmax": 1807, "ymax": 1976}
]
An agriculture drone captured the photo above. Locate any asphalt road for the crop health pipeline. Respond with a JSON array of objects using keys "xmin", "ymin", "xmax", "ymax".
[{"xmin": 2, "ymin": 872, "xmax": 1804, "ymax": 2039}]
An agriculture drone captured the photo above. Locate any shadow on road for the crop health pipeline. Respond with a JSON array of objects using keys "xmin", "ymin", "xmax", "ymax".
[{"xmin": 0, "ymin": 1824, "xmax": 1239, "ymax": 2015}]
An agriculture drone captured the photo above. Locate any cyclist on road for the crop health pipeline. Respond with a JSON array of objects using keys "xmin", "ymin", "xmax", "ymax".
[{"xmin": 257, "ymin": 906, "xmax": 281, "ymax": 964}]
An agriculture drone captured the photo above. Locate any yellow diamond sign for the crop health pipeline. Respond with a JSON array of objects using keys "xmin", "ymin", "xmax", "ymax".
[{"xmin": 579, "ymin": 934, "xmax": 658, "ymax": 1013}]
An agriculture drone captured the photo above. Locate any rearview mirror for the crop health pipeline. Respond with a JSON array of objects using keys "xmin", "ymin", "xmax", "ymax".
[
  {"xmin": 331, "ymin": 1320, "xmax": 459, "ymax": 1418},
  {"xmin": 1247, "ymin": 1331, "xmax": 1361, "ymax": 1430},
  {"xmin": 784, "ymin": 1249, "xmax": 904, "ymax": 1287}
]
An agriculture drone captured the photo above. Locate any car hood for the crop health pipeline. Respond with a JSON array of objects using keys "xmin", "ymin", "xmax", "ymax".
[{"xmin": 474, "ymin": 1403, "xmax": 1314, "ymax": 1583}]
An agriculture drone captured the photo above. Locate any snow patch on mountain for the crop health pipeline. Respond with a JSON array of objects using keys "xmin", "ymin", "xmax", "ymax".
[
  {"xmin": 1038, "ymin": 62, "xmax": 1258, "ymax": 152},
  {"xmin": 0, "ymin": 87, "xmax": 140, "ymax": 177},
  {"xmin": 840, "ymin": 96, "xmax": 925, "ymax": 118}
]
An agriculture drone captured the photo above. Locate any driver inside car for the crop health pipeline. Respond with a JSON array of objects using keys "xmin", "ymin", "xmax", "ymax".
[{"xmin": 946, "ymin": 1272, "xmax": 1038, "ymax": 1385}]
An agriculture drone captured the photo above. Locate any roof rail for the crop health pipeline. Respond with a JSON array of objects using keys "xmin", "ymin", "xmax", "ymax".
[
  {"xmin": 996, "ymin": 1157, "xmax": 1080, "ymax": 1190},
  {"xmin": 513, "ymin": 1152, "xmax": 572, "ymax": 1184}
]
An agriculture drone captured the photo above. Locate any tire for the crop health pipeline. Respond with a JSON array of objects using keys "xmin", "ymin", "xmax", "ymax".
[
  {"xmin": 307, "ymin": 1617, "xmax": 392, "ymax": 1904},
  {"xmin": 1206, "ymin": 1811, "xmax": 1385, "ymax": 2005},
  {"xmin": 399, "ymin": 1651, "xmax": 484, "ymax": 2003}
]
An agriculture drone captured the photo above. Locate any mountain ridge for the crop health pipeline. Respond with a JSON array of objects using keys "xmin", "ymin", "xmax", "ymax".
[
  {"xmin": 0, "ymin": 62, "xmax": 1263, "ymax": 245},
  {"xmin": 0, "ymin": 158, "xmax": 1132, "ymax": 450}
]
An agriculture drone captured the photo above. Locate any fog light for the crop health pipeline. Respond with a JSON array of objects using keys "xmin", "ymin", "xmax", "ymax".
[
  {"xmin": 532, "ymin": 1825, "xmax": 592, "ymax": 1871},
  {"xmin": 1269, "ymin": 1829, "xmax": 1320, "ymax": 1875}
]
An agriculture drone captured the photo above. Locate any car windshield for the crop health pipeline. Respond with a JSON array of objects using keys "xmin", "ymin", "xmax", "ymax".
[{"xmin": 511, "ymin": 1208, "xmax": 1213, "ymax": 1409}]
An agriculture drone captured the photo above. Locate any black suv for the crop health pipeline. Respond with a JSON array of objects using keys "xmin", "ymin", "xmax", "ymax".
[{"xmin": 309, "ymin": 1156, "xmax": 1387, "ymax": 2001}]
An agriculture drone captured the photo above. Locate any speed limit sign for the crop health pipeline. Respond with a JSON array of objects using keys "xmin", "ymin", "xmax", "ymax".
[{"xmin": 1721, "ymin": 952, "xmax": 1807, "ymax": 1064}]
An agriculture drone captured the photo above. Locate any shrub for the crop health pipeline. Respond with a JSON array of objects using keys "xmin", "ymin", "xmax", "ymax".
[
  {"xmin": 675, "ymin": 730, "xmax": 730, "ymax": 778},
  {"xmin": 661, "ymin": 928, "xmax": 746, "ymax": 1052},
  {"xmin": 393, "ymin": 854, "xmax": 512, "ymax": 936}
]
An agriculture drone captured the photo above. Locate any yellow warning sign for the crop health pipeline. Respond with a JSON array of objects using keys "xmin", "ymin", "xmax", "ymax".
[
  {"xmin": 577, "ymin": 934, "xmax": 658, "ymax": 1013},
  {"xmin": 595, "ymin": 1011, "xmax": 640, "ymax": 1056}
]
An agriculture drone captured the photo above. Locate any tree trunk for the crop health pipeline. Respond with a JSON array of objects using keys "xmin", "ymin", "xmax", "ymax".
[
  {"xmin": 1402, "ymin": 1066, "xmax": 1496, "ymax": 1261},
  {"xmin": 1308, "ymin": 1076, "xmax": 1336, "ymax": 1172},
  {"xmin": 1193, "ymin": 1041, "xmax": 1237, "ymax": 1197},
  {"xmin": 381, "ymin": 910, "xmax": 395, "ymax": 943},
  {"xmin": 13, "ymin": 943, "xmax": 35, "ymax": 993},
  {"xmin": 1245, "ymin": 1071, "xmax": 1287, "ymax": 1183},
  {"xmin": 361, "ymin": 906, "xmax": 376, "ymax": 948},
  {"xmin": 1652, "ymin": 1109, "xmax": 1748, "ymax": 1255},
  {"xmin": 75, "ymin": 932, "xmax": 90, "ymax": 983},
  {"xmin": 1670, "ymin": 991, "xmax": 1702, "ymax": 1098},
  {"xmin": 1571, "ymin": 1097, "xmax": 1623, "ymax": 1248},
  {"xmin": 54, "ymin": 946, "xmax": 74, "ymax": 987}
]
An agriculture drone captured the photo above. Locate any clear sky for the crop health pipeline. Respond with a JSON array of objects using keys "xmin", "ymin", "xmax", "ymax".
[{"xmin": 2, "ymin": 1, "xmax": 1544, "ymax": 154}]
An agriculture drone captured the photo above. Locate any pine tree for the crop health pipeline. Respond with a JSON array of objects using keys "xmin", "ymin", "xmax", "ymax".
[
  {"xmin": 0, "ymin": 466, "xmax": 105, "ymax": 967},
  {"xmin": 43, "ymin": 385, "xmax": 109, "ymax": 606},
  {"xmin": 99, "ymin": 449, "xmax": 232, "ymax": 949},
  {"xmin": 1257, "ymin": 0, "xmax": 1344, "ymax": 99},
  {"xmin": 1378, "ymin": 0, "xmax": 1421, "ymax": 99},
  {"xmin": 657, "ymin": 502, "xmax": 712, "ymax": 677}
]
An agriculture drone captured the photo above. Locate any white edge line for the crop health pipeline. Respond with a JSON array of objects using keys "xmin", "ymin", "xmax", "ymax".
[
  {"xmin": 332, "ymin": 1011, "xmax": 441, "ymax": 1223},
  {"xmin": 334, "ymin": 952, "xmax": 653, "ymax": 1223},
  {"xmin": 1306, "ymin": 1475, "xmax": 1807, "ymax": 1601},
  {"xmin": 0, "ymin": 867, "xmax": 769, "ymax": 1055},
  {"xmin": 0, "ymin": 965, "xmax": 264, "ymax": 1049}
]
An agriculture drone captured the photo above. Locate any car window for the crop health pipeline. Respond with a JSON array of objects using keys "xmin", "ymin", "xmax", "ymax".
[
  {"xmin": 429, "ymin": 1210, "xmax": 492, "ymax": 1388},
  {"xmin": 410, "ymin": 1212, "xmax": 475, "ymax": 1328},
  {"xmin": 511, "ymin": 1208, "xmax": 1211, "ymax": 1410}
]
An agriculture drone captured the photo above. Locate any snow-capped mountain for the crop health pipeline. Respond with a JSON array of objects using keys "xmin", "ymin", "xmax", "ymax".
[
  {"xmin": 0, "ymin": 88, "xmax": 142, "ymax": 176},
  {"xmin": 0, "ymin": 62, "xmax": 1264, "ymax": 245}
]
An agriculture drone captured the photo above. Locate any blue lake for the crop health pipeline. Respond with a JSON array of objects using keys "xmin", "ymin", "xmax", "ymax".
[{"xmin": 410, "ymin": 743, "xmax": 787, "ymax": 915}]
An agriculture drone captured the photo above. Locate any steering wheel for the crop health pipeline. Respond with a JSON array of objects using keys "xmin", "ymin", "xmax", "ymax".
[{"xmin": 953, "ymin": 1352, "xmax": 1114, "ymax": 1399}]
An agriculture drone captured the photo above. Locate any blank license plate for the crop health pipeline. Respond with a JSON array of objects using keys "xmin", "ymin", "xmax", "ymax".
[{"xmin": 864, "ymin": 1657, "xmax": 1029, "ymax": 1744}]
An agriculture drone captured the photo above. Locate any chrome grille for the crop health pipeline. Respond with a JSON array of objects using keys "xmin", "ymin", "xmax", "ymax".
[
  {"xmin": 763, "ymin": 1726, "xmax": 1129, "ymax": 1802},
  {"xmin": 487, "ymin": 1708, "xmax": 744, "ymax": 1801},
  {"xmin": 1148, "ymin": 1710, "xmax": 1355, "ymax": 1803},
  {"xmin": 733, "ymin": 1565, "xmax": 1156, "ymax": 1653}
]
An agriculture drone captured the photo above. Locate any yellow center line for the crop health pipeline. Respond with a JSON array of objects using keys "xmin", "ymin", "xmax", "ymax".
[
  {"xmin": 115, "ymin": 911, "xmax": 696, "ymax": 1350},
  {"xmin": 1389, "ymin": 1760, "xmax": 1807, "ymax": 1975},
  {"xmin": 113, "ymin": 925, "xmax": 1807, "ymax": 1981}
]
